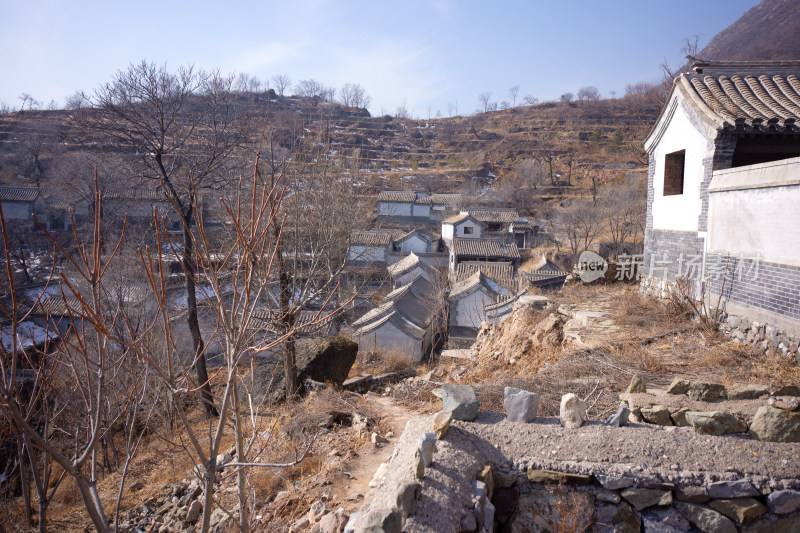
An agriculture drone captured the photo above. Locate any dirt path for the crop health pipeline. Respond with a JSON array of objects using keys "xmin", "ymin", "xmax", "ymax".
[{"xmin": 334, "ymin": 394, "xmax": 420, "ymax": 510}]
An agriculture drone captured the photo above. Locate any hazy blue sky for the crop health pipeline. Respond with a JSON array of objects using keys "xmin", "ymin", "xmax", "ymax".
[{"xmin": 0, "ymin": 0, "xmax": 760, "ymax": 118}]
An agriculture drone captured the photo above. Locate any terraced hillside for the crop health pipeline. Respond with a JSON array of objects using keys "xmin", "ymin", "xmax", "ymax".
[{"xmin": 0, "ymin": 92, "xmax": 655, "ymax": 212}]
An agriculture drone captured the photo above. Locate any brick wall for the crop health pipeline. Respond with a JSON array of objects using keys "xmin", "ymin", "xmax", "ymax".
[
  {"xmin": 707, "ymin": 254, "xmax": 800, "ymax": 321},
  {"xmin": 643, "ymin": 229, "xmax": 704, "ymax": 279}
]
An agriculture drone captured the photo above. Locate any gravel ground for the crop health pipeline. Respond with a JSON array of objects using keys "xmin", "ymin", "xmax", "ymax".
[{"xmin": 354, "ymin": 412, "xmax": 800, "ymax": 532}]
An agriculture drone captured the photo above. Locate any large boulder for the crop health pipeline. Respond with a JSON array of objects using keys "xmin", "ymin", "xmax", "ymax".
[
  {"xmin": 748, "ymin": 406, "xmax": 800, "ymax": 442},
  {"xmin": 248, "ymin": 336, "xmax": 358, "ymax": 404}
]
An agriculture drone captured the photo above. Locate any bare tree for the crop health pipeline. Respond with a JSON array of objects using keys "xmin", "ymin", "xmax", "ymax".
[
  {"xmin": 508, "ymin": 85, "xmax": 520, "ymax": 107},
  {"xmin": 534, "ymin": 131, "xmax": 558, "ymax": 186},
  {"xmin": 523, "ymin": 94, "xmax": 538, "ymax": 105},
  {"xmin": 339, "ymin": 83, "xmax": 371, "ymax": 109},
  {"xmin": 577, "ymin": 86, "xmax": 601, "ymax": 101},
  {"xmin": 295, "ymin": 79, "xmax": 331, "ymax": 101},
  {"xmin": 560, "ymin": 92, "xmax": 574, "ymax": 103},
  {"xmin": 87, "ymin": 60, "xmax": 254, "ymax": 416},
  {"xmin": 234, "ymin": 73, "xmax": 262, "ymax": 93},
  {"xmin": 555, "ymin": 200, "xmax": 602, "ymax": 261},
  {"xmin": 18, "ymin": 93, "xmax": 40, "ymax": 111},
  {"xmin": 514, "ymin": 158, "xmax": 544, "ymax": 190},
  {"xmin": 478, "ymin": 92, "xmax": 493, "ymax": 113},
  {"xmin": 395, "ymin": 101, "xmax": 411, "ymax": 119},
  {"xmin": 600, "ymin": 179, "xmax": 646, "ymax": 256},
  {"xmin": 0, "ymin": 182, "xmax": 151, "ymax": 533},
  {"xmin": 271, "ymin": 74, "xmax": 291, "ymax": 96}
]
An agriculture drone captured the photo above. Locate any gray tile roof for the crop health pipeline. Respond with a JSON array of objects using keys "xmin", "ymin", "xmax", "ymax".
[
  {"xmin": 455, "ymin": 261, "xmax": 516, "ymax": 291},
  {"xmin": 0, "ymin": 187, "xmax": 42, "ymax": 202},
  {"xmin": 463, "ymin": 208, "xmax": 524, "ymax": 223},
  {"xmin": 377, "ymin": 191, "xmax": 419, "ymax": 203},
  {"xmin": 387, "ymin": 252, "xmax": 438, "ymax": 278},
  {"xmin": 449, "ymin": 271, "xmax": 507, "ymax": 299},
  {"xmin": 452, "ymin": 239, "xmax": 520, "ymax": 260},
  {"xmin": 351, "ymin": 230, "xmax": 402, "ymax": 247},
  {"xmin": 429, "ymin": 193, "xmax": 463, "ymax": 206},
  {"xmin": 665, "ymin": 58, "xmax": 800, "ymax": 133}
]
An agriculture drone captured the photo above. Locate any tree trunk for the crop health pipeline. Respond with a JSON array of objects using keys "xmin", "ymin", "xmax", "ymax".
[
  {"xmin": 273, "ymin": 227, "xmax": 299, "ymax": 400},
  {"xmin": 182, "ymin": 209, "xmax": 218, "ymax": 418}
]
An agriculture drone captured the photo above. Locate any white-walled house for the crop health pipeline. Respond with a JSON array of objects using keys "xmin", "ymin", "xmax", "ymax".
[
  {"xmin": 0, "ymin": 187, "xmax": 49, "ymax": 226},
  {"xmin": 377, "ymin": 191, "xmax": 431, "ymax": 219},
  {"xmin": 387, "ymin": 252, "xmax": 440, "ymax": 286},
  {"xmin": 441, "ymin": 213, "xmax": 484, "ymax": 243},
  {"xmin": 448, "ymin": 271, "xmax": 507, "ymax": 330},
  {"xmin": 642, "ymin": 58, "xmax": 800, "ymax": 336},
  {"xmin": 393, "ymin": 229, "xmax": 438, "ymax": 254},
  {"xmin": 348, "ymin": 231, "xmax": 400, "ymax": 264}
]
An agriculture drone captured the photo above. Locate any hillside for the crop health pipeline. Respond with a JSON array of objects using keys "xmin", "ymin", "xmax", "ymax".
[
  {"xmin": 0, "ymin": 93, "xmax": 654, "ymax": 216},
  {"xmin": 699, "ymin": 0, "xmax": 800, "ymax": 61}
]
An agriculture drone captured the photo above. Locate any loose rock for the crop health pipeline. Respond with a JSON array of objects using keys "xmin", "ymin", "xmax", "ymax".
[
  {"xmin": 606, "ymin": 403, "xmax": 630, "ymax": 427},
  {"xmin": 688, "ymin": 382, "xmax": 726, "ymax": 401},
  {"xmin": 685, "ymin": 411, "xmax": 747, "ymax": 435},
  {"xmin": 559, "ymin": 393, "xmax": 586, "ymax": 429},
  {"xmin": 432, "ymin": 410, "xmax": 453, "ymax": 439},
  {"xmin": 309, "ymin": 501, "xmax": 331, "ymax": 524},
  {"xmin": 728, "ymin": 383, "xmax": 770, "ymax": 400},
  {"xmin": 185, "ymin": 500, "xmax": 202, "ymax": 523},
  {"xmin": 437, "ymin": 384, "xmax": 480, "ymax": 421},
  {"xmin": 641, "ymin": 405, "xmax": 673, "ymax": 426},
  {"xmin": 395, "ymin": 481, "xmax": 420, "ymax": 517},
  {"xmin": 417, "ymin": 433, "xmax": 437, "ymax": 466},
  {"xmin": 748, "ymin": 406, "xmax": 800, "ymax": 442},
  {"xmin": 625, "ymin": 375, "xmax": 647, "ymax": 393},
  {"xmin": 412, "ymin": 451, "xmax": 425, "ymax": 480},
  {"xmin": 671, "ymin": 407, "xmax": 691, "ymax": 427},
  {"xmin": 769, "ymin": 396, "xmax": 800, "ymax": 411},
  {"xmin": 613, "ymin": 502, "xmax": 642, "ymax": 533},
  {"xmin": 666, "ymin": 378, "xmax": 691, "ymax": 395},
  {"xmin": 503, "ymin": 387, "xmax": 540, "ymax": 422}
]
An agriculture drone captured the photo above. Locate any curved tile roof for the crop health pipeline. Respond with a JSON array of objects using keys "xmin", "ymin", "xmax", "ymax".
[
  {"xmin": 452, "ymin": 239, "xmax": 520, "ymax": 260},
  {"xmin": 655, "ymin": 59, "xmax": 800, "ymax": 139}
]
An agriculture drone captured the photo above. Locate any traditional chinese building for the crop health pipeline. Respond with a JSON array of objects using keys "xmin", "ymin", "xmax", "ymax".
[{"xmin": 642, "ymin": 58, "xmax": 800, "ymax": 335}]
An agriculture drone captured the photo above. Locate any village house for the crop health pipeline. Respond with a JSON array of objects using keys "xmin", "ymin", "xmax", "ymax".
[
  {"xmin": 441, "ymin": 213, "xmax": 484, "ymax": 243},
  {"xmin": 392, "ymin": 229, "xmax": 440, "ymax": 254},
  {"xmin": 387, "ymin": 252, "xmax": 441, "ymax": 287},
  {"xmin": 0, "ymin": 187, "xmax": 50, "ymax": 228},
  {"xmin": 347, "ymin": 230, "xmax": 402, "ymax": 264},
  {"xmin": 448, "ymin": 271, "xmax": 508, "ymax": 331},
  {"xmin": 449, "ymin": 239, "xmax": 521, "ymax": 274},
  {"xmin": 353, "ymin": 275, "xmax": 439, "ymax": 362},
  {"xmin": 455, "ymin": 261, "xmax": 518, "ymax": 293},
  {"xmin": 376, "ymin": 191, "xmax": 432, "ymax": 221},
  {"xmin": 642, "ymin": 58, "xmax": 800, "ymax": 335}
]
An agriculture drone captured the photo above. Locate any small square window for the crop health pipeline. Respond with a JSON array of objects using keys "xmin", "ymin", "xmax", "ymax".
[
  {"xmin": 463, "ymin": 226, "xmax": 474, "ymax": 235},
  {"xmin": 663, "ymin": 150, "xmax": 685, "ymax": 196}
]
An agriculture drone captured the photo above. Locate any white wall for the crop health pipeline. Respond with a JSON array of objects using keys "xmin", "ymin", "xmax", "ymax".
[
  {"xmin": 454, "ymin": 220, "xmax": 482, "ymax": 238},
  {"xmin": 651, "ymin": 97, "xmax": 716, "ymax": 232},
  {"xmin": 398, "ymin": 234, "xmax": 429, "ymax": 254},
  {"xmin": 450, "ymin": 288, "xmax": 493, "ymax": 329},
  {"xmin": 1, "ymin": 200, "xmax": 31, "ymax": 219},
  {"xmin": 356, "ymin": 321, "xmax": 422, "ymax": 361},
  {"xmin": 708, "ymin": 158, "xmax": 800, "ymax": 265},
  {"xmin": 348, "ymin": 244, "xmax": 386, "ymax": 263},
  {"xmin": 378, "ymin": 201, "xmax": 413, "ymax": 217},
  {"xmin": 410, "ymin": 204, "xmax": 431, "ymax": 218},
  {"xmin": 442, "ymin": 223, "xmax": 454, "ymax": 241}
]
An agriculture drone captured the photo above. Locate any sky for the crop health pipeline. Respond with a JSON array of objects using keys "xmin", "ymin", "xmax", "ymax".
[{"xmin": 0, "ymin": 0, "xmax": 761, "ymax": 118}]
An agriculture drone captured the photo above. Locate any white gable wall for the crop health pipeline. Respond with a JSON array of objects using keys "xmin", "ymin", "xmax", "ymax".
[
  {"xmin": 450, "ymin": 287, "xmax": 494, "ymax": 329},
  {"xmin": 398, "ymin": 234, "xmax": 429, "ymax": 254},
  {"xmin": 651, "ymin": 97, "xmax": 716, "ymax": 232},
  {"xmin": 356, "ymin": 321, "xmax": 422, "ymax": 362},
  {"xmin": 454, "ymin": 220, "xmax": 482, "ymax": 238}
]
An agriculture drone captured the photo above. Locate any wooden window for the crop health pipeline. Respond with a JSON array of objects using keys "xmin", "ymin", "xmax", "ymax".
[
  {"xmin": 663, "ymin": 150, "xmax": 685, "ymax": 196},
  {"xmin": 463, "ymin": 226, "xmax": 474, "ymax": 235}
]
